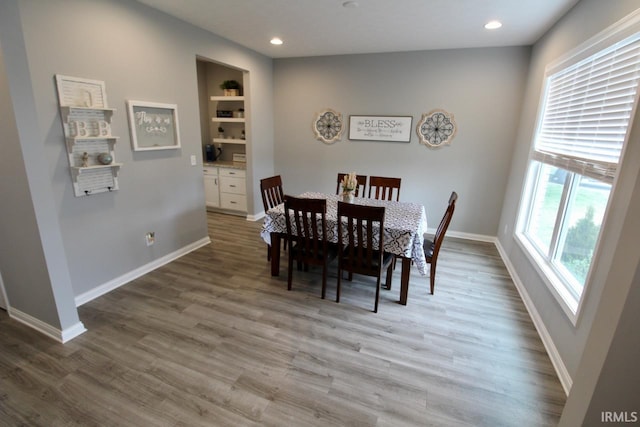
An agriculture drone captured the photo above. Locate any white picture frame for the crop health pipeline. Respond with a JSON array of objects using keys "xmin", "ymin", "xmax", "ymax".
[
  {"xmin": 348, "ymin": 115, "xmax": 413, "ymax": 142},
  {"xmin": 127, "ymin": 100, "xmax": 181, "ymax": 151},
  {"xmin": 55, "ymin": 74, "xmax": 108, "ymax": 108}
]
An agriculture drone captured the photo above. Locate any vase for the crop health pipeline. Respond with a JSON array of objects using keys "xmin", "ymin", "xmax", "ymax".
[
  {"xmin": 343, "ymin": 191, "xmax": 355, "ymax": 203},
  {"xmin": 97, "ymin": 152, "xmax": 113, "ymax": 165}
]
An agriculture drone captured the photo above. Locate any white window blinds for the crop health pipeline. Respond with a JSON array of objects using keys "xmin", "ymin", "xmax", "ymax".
[{"xmin": 533, "ymin": 33, "xmax": 640, "ymax": 183}]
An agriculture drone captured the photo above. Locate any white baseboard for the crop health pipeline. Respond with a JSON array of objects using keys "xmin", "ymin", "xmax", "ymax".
[
  {"xmin": 0, "ymin": 269, "xmax": 8, "ymax": 310},
  {"xmin": 441, "ymin": 229, "xmax": 496, "ymax": 243},
  {"xmin": 247, "ymin": 211, "xmax": 265, "ymax": 221},
  {"xmin": 8, "ymin": 307, "xmax": 86, "ymax": 343},
  {"xmin": 494, "ymin": 239, "xmax": 572, "ymax": 395},
  {"xmin": 75, "ymin": 236, "xmax": 211, "ymax": 307}
]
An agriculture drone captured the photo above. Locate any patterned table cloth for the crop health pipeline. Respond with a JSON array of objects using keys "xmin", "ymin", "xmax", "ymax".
[{"xmin": 260, "ymin": 192, "xmax": 428, "ymax": 275}]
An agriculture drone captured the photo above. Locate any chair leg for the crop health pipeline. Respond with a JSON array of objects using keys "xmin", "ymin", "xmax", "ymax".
[
  {"xmin": 287, "ymin": 254, "xmax": 294, "ymax": 291},
  {"xmin": 430, "ymin": 262, "xmax": 436, "ymax": 294},
  {"xmin": 374, "ymin": 276, "xmax": 381, "ymax": 313},
  {"xmin": 385, "ymin": 263, "xmax": 393, "ymax": 290},
  {"xmin": 336, "ymin": 265, "xmax": 342, "ymax": 303},
  {"xmin": 321, "ymin": 263, "xmax": 327, "ymax": 299},
  {"xmin": 267, "ymin": 244, "xmax": 271, "ymax": 261}
]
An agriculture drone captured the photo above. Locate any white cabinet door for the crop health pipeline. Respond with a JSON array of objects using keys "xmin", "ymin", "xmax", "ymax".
[
  {"xmin": 219, "ymin": 176, "xmax": 246, "ymax": 195},
  {"xmin": 220, "ymin": 192, "xmax": 248, "ymax": 211},
  {"xmin": 219, "ymin": 168, "xmax": 246, "ymax": 178},
  {"xmin": 203, "ymin": 168, "xmax": 219, "ymax": 208}
]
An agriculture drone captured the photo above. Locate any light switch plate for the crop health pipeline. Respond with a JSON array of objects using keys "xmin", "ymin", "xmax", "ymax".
[{"xmin": 190, "ymin": 155, "xmax": 197, "ymax": 166}]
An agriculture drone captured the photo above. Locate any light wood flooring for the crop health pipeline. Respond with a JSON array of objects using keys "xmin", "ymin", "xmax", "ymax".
[{"xmin": 0, "ymin": 212, "xmax": 566, "ymax": 426}]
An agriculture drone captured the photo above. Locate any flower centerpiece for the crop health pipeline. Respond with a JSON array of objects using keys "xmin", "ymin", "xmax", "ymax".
[{"xmin": 341, "ymin": 172, "xmax": 358, "ymax": 202}]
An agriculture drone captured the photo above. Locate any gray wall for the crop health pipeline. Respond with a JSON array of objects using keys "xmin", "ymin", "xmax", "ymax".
[
  {"xmin": 561, "ymin": 163, "xmax": 640, "ymax": 424},
  {"xmin": 0, "ymin": 0, "xmax": 274, "ymax": 327},
  {"xmin": 273, "ymin": 47, "xmax": 530, "ymax": 235},
  {"xmin": 582, "ymin": 259, "xmax": 640, "ymax": 424},
  {"xmin": 0, "ymin": 2, "xmax": 80, "ymax": 330},
  {"xmin": 497, "ymin": 0, "xmax": 640, "ymax": 382}
]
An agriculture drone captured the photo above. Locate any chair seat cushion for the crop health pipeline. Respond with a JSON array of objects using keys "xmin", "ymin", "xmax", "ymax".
[
  {"xmin": 291, "ymin": 242, "xmax": 338, "ymax": 262},
  {"xmin": 423, "ymin": 239, "xmax": 435, "ymax": 258},
  {"xmin": 340, "ymin": 248, "xmax": 394, "ymax": 269}
]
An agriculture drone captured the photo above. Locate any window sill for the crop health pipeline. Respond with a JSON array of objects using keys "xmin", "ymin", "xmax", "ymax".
[{"xmin": 515, "ymin": 233, "xmax": 580, "ymax": 326}]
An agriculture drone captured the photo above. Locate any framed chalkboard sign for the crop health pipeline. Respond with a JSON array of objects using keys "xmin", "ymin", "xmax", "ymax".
[
  {"xmin": 348, "ymin": 115, "xmax": 413, "ymax": 142},
  {"xmin": 127, "ymin": 100, "xmax": 181, "ymax": 151}
]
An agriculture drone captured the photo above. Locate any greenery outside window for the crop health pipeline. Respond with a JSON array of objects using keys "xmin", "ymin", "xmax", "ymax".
[{"xmin": 517, "ymin": 22, "xmax": 640, "ymax": 321}]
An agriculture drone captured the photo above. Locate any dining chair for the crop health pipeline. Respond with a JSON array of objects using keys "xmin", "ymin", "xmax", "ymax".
[
  {"xmin": 336, "ymin": 201, "xmax": 393, "ymax": 313},
  {"xmin": 260, "ymin": 175, "xmax": 286, "ymax": 260},
  {"xmin": 423, "ymin": 191, "xmax": 458, "ymax": 294},
  {"xmin": 336, "ymin": 173, "xmax": 367, "ymax": 197},
  {"xmin": 368, "ymin": 176, "xmax": 401, "ymax": 201},
  {"xmin": 284, "ymin": 195, "xmax": 337, "ymax": 299}
]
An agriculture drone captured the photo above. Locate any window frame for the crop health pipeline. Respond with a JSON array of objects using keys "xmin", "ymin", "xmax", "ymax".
[
  {"xmin": 516, "ymin": 11, "xmax": 640, "ymax": 325},
  {"xmin": 517, "ymin": 165, "xmax": 589, "ymax": 321}
]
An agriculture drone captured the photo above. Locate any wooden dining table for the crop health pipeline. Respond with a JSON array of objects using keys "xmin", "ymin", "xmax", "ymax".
[{"xmin": 260, "ymin": 192, "xmax": 428, "ymax": 305}]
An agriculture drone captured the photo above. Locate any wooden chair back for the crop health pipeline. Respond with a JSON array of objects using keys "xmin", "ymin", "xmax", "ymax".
[
  {"xmin": 368, "ymin": 176, "xmax": 401, "ymax": 201},
  {"xmin": 336, "ymin": 173, "xmax": 367, "ymax": 197},
  {"xmin": 336, "ymin": 202, "xmax": 393, "ymax": 312},
  {"xmin": 424, "ymin": 191, "xmax": 458, "ymax": 294},
  {"xmin": 284, "ymin": 196, "xmax": 333, "ymax": 298},
  {"xmin": 260, "ymin": 175, "xmax": 284, "ymax": 211}
]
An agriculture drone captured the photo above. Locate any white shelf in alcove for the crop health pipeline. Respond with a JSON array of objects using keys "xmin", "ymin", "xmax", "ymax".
[
  {"xmin": 210, "ymin": 96, "xmax": 245, "ymax": 101},
  {"xmin": 212, "ymin": 138, "xmax": 246, "ymax": 145},
  {"xmin": 65, "ymin": 136, "xmax": 118, "ymax": 153},
  {"xmin": 212, "ymin": 117, "xmax": 245, "ymax": 123},
  {"xmin": 70, "ymin": 163, "xmax": 122, "ymax": 180},
  {"xmin": 59, "ymin": 106, "xmax": 116, "ymax": 122}
]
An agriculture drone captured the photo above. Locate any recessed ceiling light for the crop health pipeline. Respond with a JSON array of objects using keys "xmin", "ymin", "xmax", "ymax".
[
  {"xmin": 343, "ymin": 1, "xmax": 359, "ymax": 8},
  {"xmin": 270, "ymin": 37, "xmax": 283, "ymax": 45},
  {"xmin": 484, "ymin": 20, "xmax": 502, "ymax": 30}
]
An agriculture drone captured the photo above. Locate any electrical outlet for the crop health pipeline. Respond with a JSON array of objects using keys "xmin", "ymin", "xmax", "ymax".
[{"xmin": 145, "ymin": 232, "xmax": 155, "ymax": 246}]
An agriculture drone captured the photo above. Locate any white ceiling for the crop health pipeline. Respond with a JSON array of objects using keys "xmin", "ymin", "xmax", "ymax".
[{"xmin": 136, "ymin": 0, "xmax": 579, "ymax": 58}]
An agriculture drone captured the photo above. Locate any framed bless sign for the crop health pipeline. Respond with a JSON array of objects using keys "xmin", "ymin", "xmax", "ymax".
[{"xmin": 348, "ymin": 115, "xmax": 413, "ymax": 142}]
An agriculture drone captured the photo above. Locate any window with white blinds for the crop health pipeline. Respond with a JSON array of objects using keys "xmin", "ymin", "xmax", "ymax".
[
  {"xmin": 533, "ymin": 32, "xmax": 640, "ymax": 183},
  {"xmin": 518, "ymin": 12, "xmax": 640, "ymax": 322}
]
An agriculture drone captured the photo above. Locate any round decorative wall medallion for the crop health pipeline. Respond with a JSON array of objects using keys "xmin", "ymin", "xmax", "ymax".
[
  {"xmin": 416, "ymin": 109, "xmax": 457, "ymax": 148},
  {"xmin": 313, "ymin": 109, "xmax": 344, "ymax": 144}
]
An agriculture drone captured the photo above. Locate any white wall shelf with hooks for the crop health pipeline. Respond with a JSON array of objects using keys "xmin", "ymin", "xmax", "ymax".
[{"xmin": 55, "ymin": 75, "xmax": 122, "ymax": 197}]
